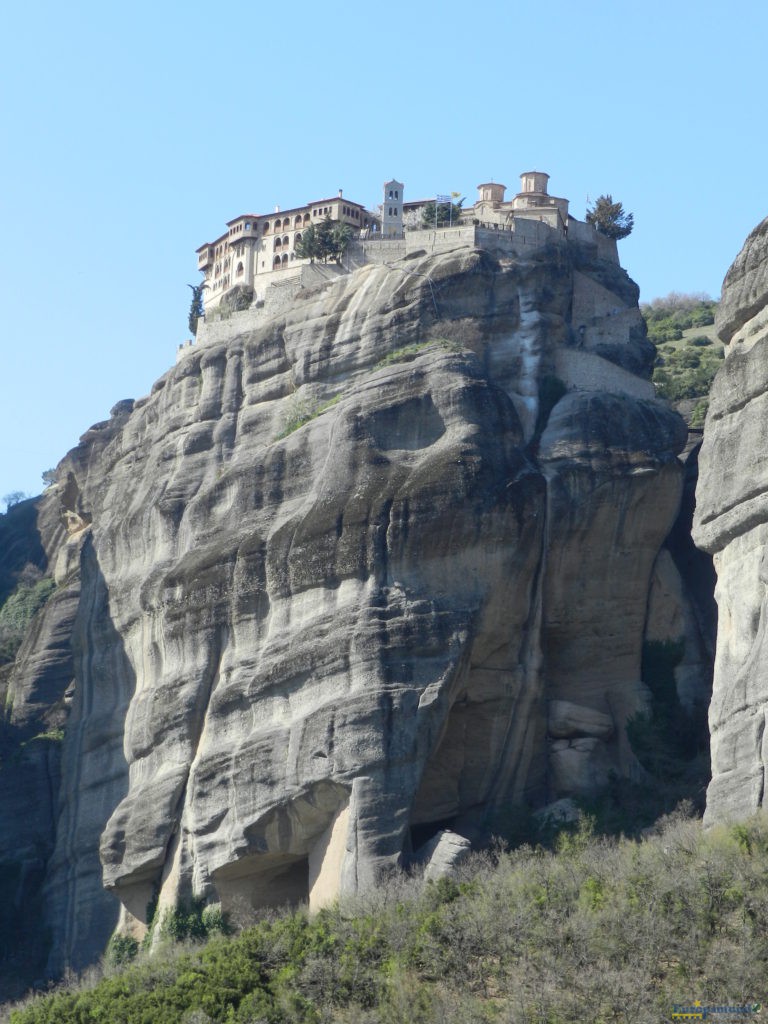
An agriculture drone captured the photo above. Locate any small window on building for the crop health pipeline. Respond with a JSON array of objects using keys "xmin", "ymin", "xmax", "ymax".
[
  {"xmin": 282, "ymin": 235, "xmax": 289, "ymax": 246},
  {"xmin": 264, "ymin": 222, "xmax": 270, "ymax": 233},
  {"xmin": 236, "ymin": 262, "xmax": 244, "ymax": 275}
]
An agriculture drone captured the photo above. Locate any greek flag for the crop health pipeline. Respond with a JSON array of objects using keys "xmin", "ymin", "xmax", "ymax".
[{"xmin": 436, "ymin": 194, "xmax": 452, "ymax": 204}]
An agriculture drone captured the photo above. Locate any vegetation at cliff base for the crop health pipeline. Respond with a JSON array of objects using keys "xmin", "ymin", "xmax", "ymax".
[{"xmin": 10, "ymin": 811, "xmax": 768, "ymax": 1024}]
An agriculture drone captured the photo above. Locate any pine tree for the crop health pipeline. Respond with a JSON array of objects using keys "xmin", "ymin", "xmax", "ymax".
[
  {"xmin": 187, "ymin": 283, "xmax": 206, "ymax": 336},
  {"xmin": 586, "ymin": 195, "xmax": 634, "ymax": 240}
]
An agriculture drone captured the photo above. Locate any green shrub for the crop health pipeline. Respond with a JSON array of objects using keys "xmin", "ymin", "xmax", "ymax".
[
  {"xmin": 689, "ymin": 335, "xmax": 713, "ymax": 347},
  {"xmin": 276, "ymin": 393, "xmax": 343, "ymax": 440},
  {"xmin": 676, "ymin": 349, "xmax": 701, "ymax": 369},
  {"xmin": 160, "ymin": 899, "xmax": 230, "ymax": 943},
  {"xmin": 13, "ymin": 813, "xmax": 768, "ymax": 1023},
  {"xmin": 690, "ymin": 398, "xmax": 709, "ymax": 428},
  {"xmin": 106, "ymin": 934, "xmax": 139, "ymax": 967},
  {"xmin": 0, "ymin": 576, "xmax": 56, "ymax": 664},
  {"xmin": 642, "ymin": 294, "xmax": 718, "ymax": 348},
  {"xmin": 652, "ymin": 345, "xmax": 722, "ymax": 402},
  {"xmin": 373, "ymin": 341, "xmax": 434, "ymax": 369},
  {"xmin": 373, "ymin": 337, "xmax": 463, "ymax": 371}
]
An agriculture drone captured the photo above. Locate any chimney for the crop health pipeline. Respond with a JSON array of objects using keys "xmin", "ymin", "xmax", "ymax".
[{"xmin": 338, "ymin": 189, "xmax": 343, "ymax": 198}]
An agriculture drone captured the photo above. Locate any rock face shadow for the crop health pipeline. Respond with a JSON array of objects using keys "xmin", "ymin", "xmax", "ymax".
[{"xmin": 44, "ymin": 535, "xmax": 137, "ymax": 976}]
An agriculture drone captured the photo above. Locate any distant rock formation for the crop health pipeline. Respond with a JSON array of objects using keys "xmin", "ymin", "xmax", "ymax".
[
  {"xmin": 693, "ymin": 216, "xmax": 768, "ymax": 823},
  {"xmin": 2, "ymin": 237, "xmax": 699, "ymax": 981}
]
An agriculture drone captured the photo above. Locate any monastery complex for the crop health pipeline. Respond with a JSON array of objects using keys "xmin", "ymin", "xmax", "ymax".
[
  {"xmin": 195, "ymin": 172, "xmax": 592, "ymax": 309},
  {"xmin": 182, "ymin": 171, "xmax": 623, "ymax": 364}
]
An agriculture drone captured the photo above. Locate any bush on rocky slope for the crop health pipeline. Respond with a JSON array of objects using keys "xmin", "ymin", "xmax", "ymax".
[{"xmin": 9, "ymin": 811, "xmax": 768, "ymax": 1024}]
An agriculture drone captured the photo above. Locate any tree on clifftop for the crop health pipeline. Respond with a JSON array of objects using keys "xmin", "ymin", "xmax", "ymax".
[
  {"xmin": 421, "ymin": 198, "xmax": 464, "ymax": 228},
  {"xmin": 295, "ymin": 224, "xmax": 322, "ymax": 263},
  {"xmin": 187, "ymin": 283, "xmax": 206, "ymax": 336},
  {"xmin": 296, "ymin": 218, "xmax": 353, "ymax": 264},
  {"xmin": 586, "ymin": 195, "xmax": 634, "ymax": 240}
]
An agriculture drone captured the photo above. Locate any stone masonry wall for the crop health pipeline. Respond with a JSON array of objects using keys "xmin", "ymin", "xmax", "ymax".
[{"xmin": 181, "ymin": 222, "xmax": 616, "ymax": 362}]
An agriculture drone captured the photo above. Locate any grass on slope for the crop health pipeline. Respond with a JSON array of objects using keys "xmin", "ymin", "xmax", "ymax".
[
  {"xmin": 9, "ymin": 810, "xmax": 768, "ymax": 1024},
  {"xmin": 643, "ymin": 294, "xmax": 724, "ymax": 425}
]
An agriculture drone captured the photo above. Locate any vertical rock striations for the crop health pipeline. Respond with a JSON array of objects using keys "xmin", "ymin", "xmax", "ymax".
[
  {"xmin": 693, "ymin": 217, "xmax": 768, "ymax": 823},
  {"xmin": 2, "ymin": 240, "xmax": 687, "ymax": 977}
]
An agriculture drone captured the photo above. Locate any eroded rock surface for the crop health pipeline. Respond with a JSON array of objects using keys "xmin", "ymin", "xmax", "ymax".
[
  {"xmin": 693, "ymin": 217, "xmax": 768, "ymax": 822},
  {"xmin": 2, "ymin": 240, "xmax": 687, "ymax": 976}
]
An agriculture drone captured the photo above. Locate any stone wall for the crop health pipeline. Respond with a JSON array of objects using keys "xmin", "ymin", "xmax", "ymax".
[
  {"xmin": 348, "ymin": 239, "xmax": 407, "ymax": 266},
  {"xmin": 567, "ymin": 219, "xmax": 619, "ymax": 261},
  {"xmin": 555, "ymin": 349, "xmax": 655, "ymax": 400},
  {"xmin": 181, "ymin": 221, "xmax": 618, "ymax": 362},
  {"xmin": 183, "ymin": 268, "xmax": 346, "ymax": 359}
]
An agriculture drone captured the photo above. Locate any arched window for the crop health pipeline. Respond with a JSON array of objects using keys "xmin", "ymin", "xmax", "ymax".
[
  {"xmin": 236, "ymin": 262, "xmax": 244, "ymax": 276},
  {"xmin": 295, "ymin": 215, "xmax": 302, "ymax": 226},
  {"xmin": 263, "ymin": 221, "xmax": 270, "ymax": 233},
  {"xmin": 295, "ymin": 232, "xmax": 302, "ymax": 244},
  {"xmin": 274, "ymin": 238, "xmax": 282, "ymax": 250},
  {"xmin": 281, "ymin": 253, "xmax": 288, "ymax": 265},
  {"xmin": 303, "ymin": 213, "xmax": 310, "ymax": 224},
  {"xmin": 273, "ymin": 255, "xmax": 281, "ymax": 267},
  {"xmin": 282, "ymin": 235, "xmax": 289, "ymax": 247},
  {"xmin": 282, "ymin": 217, "xmax": 290, "ymax": 228}
]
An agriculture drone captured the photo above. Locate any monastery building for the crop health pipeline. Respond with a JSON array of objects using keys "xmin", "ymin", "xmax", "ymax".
[{"xmin": 195, "ymin": 172, "xmax": 583, "ymax": 314}]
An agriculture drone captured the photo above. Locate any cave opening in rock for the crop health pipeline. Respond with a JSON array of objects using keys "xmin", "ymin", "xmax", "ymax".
[
  {"xmin": 409, "ymin": 817, "xmax": 459, "ymax": 855},
  {"xmin": 215, "ymin": 853, "xmax": 309, "ymax": 926}
]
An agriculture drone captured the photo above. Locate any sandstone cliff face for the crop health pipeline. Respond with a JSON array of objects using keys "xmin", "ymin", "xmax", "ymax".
[
  {"xmin": 3, "ymin": 239, "xmax": 687, "ymax": 976},
  {"xmin": 693, "ymin": 217, "xmax": 768, "ymax": 823}
]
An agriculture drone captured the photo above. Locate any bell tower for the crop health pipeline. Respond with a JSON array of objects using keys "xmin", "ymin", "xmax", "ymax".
[{"xmin": 382, "ymin": 179, "xmax": 404, "ymax": 237}]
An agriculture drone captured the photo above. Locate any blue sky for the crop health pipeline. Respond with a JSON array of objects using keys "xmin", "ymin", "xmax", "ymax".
[{"xmin": 1, "ymin": 0, "xmax": 766, "ymax": 500}]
